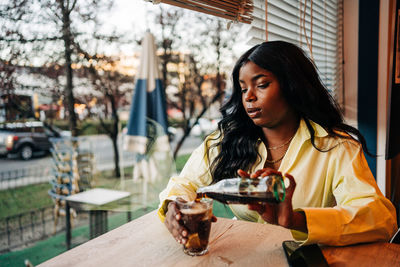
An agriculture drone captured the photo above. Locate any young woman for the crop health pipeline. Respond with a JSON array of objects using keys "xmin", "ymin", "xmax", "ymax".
[{"xmin": 158, "ymin": 41, "xmax": 397, "ymax": 246}]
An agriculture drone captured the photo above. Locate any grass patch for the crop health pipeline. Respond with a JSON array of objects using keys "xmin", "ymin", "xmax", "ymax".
[
  {"xmin": 213, "ymin": 201, "xmax": 234, "ymax": 218},
  {"xmin": 0, "ymin": 183, "xmax": 53, "ymax": 220},
  {"xmin": 0, "ymin": 153, "xmax": 193, "ymax": 219},
  {"xmin": 175, "ymin": 154, "xmax": 191, "ymax": 172}
]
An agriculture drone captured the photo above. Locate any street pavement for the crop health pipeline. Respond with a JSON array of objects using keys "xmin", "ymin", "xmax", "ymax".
[{"xmin": 0, "ymin": 132, "xmax": 203, "ymax": 174}]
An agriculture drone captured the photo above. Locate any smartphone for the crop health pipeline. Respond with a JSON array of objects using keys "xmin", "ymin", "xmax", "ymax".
[
  {"xmin": 282, "ymin": 240, "xmax": 329, "ymax": 267},
  {"xmin": 390, "ymin": 228, "xmax": 400, "ymax": 244}
]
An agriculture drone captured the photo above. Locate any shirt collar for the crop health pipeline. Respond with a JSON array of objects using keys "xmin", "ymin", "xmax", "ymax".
[
  {"xmin": 256, "ymin": 118, "xmax": 328, "ymax": 144},
  {"xmin": 296, "ymin": 118, "xmax": 328, "ymax": 143},
  {"xmin": 277, "ymin": 119, "xmax": 328, "ymax": 173}
]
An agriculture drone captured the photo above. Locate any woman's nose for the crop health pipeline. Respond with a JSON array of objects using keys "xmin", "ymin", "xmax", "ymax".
[{"xmin": 245, "ymin": 88, "xmax": 256, "ymax": 102}]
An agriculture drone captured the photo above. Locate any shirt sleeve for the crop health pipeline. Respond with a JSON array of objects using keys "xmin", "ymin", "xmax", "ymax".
[
  {"xmin": 157, "ymin": 137, "xmax": 216, "ymax": 222},
  {"xmin": 293, "ymin": 141, "xmax": 398, "ymax": 246}
]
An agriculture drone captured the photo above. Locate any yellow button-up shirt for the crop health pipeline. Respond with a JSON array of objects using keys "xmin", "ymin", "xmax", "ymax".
[{"xmin": 158, "ymin": 119, "xmax": 397, "ymax": 246}]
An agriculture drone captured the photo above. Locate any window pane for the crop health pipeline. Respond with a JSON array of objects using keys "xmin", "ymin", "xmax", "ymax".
[{"xmin": 247, "ymin": 0, "xmax": 344, "ymax": 104}]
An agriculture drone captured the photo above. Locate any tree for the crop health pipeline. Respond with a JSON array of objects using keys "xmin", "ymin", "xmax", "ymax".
[
  {"xmin": 150, "ymin": 7, "xmax": 240, "ymax": 158},
  {"xmin": 0, "ymin": 0, "xmax": 113, "ymax": 136},
  {"xmin": 161, "ymin": 13, "xmax": 239, "ymax": 158},
  {"xmin": 57, "ymin": 0, "xmax": 78, "ymax": 136},
  {"xmin": 156, "ymin": 7, "xmax": 184, "ymax": 88},
  {"xmin": 74, "ymin": 43, "xmax": 134, "ymax": 178},
  {"xmin": 171, "ymin": 54, "xmax": 226, "ymax": 159},
  {"xmin": 0, "ymin": 1, "xmax": 34, "ymax": 120}
]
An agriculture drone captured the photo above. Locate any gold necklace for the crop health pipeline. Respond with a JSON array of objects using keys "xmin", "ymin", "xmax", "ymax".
[
  {"xmin": 265, "ymin": 140, "xmax": 292, "ymax": 164},
  {"xmin": 265, "ymin": 154, "xmax": 285, "ymax": 164},
  {"xmin": 266, "ymin": 135, "xmax": 295, "ymax": 150}
]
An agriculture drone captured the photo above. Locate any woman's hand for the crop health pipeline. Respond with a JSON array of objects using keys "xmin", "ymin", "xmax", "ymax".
[
  {"xmin": 164, "ymin": 199, "xmax": 218, "ymax": 245},
  {"xmin": 237, "ymin": 168, "xmax": 307, "ymax": 233},
  {"xmin": 164, "ymin": 200, "xmax": 188, "ymax": 245}
]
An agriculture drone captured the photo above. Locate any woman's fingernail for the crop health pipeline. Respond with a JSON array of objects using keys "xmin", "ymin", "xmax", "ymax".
[{"xmin": 182, "ymin": 230, "xmax": 187, "ymax": 237}]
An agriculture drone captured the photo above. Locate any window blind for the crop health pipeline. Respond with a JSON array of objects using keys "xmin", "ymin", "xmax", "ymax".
[
  {"xmin": 149, "ymin": 0, "xmax": 254, "ymax": 24},
  {"xmin": 247, "ymin": 0, "xmax": 344, "ymax": 104}
]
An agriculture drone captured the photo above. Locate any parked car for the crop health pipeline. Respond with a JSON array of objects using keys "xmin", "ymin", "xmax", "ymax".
[{"xmin": 0, "ymin": 120, "xmax": 68, "ymax": 160}]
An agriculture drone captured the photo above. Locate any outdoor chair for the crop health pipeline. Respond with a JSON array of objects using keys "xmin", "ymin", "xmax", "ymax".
[
  {"xmin": 48, "ymin": 189, "xmax": 77, "ymax": 232},
  {"xmin": 48, "ymin": 138, "xmax": 80, "ymax": 232}
]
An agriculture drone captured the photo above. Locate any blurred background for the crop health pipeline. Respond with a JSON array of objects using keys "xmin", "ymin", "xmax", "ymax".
[{"xmin": 0, "ymin": 1, "xmax": 246, "ymax": 265}]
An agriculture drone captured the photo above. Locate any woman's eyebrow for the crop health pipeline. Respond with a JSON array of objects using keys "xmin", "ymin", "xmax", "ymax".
[
  {"xmin": 239, "ymin": 74, "xmax": 269, "ymax": 83},
  {"xmin": 251, "ymin": 74, "xmax": 268, "ymax": 81}
]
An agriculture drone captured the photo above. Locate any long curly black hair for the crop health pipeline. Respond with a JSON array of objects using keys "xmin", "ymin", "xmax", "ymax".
[{"xmin": 208, "ymin": 41, "xmax": 371, "ymax": 183}]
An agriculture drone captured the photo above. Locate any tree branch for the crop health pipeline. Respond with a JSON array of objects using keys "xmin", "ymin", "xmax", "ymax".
[{"xmin": 0, "ymin": 36, "xmax": 62, "ymax": 43}]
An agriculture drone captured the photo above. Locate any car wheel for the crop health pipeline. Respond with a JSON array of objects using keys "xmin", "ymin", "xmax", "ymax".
[{"xmin": 20, "ymin": 145, "xmax": 33, "ymax": 160}]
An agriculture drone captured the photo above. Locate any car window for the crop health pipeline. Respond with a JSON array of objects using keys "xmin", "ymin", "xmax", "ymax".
[
  {"xmin": 34, "ymin": 127, "xmax": 45, "ymax": 133},
  {"xmin": 20, "ymin": 127, "xmax": 32, "ymax": 133}
]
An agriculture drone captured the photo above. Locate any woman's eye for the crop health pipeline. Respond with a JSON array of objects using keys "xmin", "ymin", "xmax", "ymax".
[
  {"xmin": 241, "ymin": 88, "xmax": 248, "ymax": 93},
  {"xmin": 258, "ymin": 82, "xmax": 270, "ymax": 88}
]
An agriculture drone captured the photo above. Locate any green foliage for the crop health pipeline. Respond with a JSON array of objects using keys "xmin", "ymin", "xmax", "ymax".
[
  {"xmin": 0, "ymin": 183, "xmax": 53, "ymax": 219},
  {"xmin": 168, "ymin": 118, "xmax": 184, "ymax": 128},
  {"xmin": 50, "ymin": 120, "xmax": 128, "ymax": 136},
  {"xmin": 49, "ymin": 120, "xmax": 69, "ymax": 131},
  {"xmin": 50, "ymin": 118, "xmax": 185, "ymax": 137}
]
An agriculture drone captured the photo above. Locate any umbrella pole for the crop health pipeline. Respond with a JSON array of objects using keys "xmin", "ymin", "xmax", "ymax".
[
  {"xmin": 119, "ymin": 121, "xmax": 125, "ymax": 189},
  {"xmin": 141, "ymin": 158, "xmax": 148, "ymax": 208},
  {"xmin": 143, "ymin": 176, "xmax": 148, "ymax": 208}
]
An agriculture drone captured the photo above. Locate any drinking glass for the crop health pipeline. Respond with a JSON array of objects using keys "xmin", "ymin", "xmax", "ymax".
[{"xmin": 176, "ymin": 198, "xmax": 213, "ymax": 256}]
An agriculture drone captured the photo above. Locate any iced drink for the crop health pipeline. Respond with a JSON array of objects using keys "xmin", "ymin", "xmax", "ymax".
[{"xmin": 177, "ymin": 198, "xmax": 213, "ymax": 256}]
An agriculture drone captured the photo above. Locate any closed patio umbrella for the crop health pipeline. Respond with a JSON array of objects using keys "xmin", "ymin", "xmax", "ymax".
[
  {"xmin": 124, "ymin": 32, "xmax": 171, "ymax": 205},
  {"xmin": 124, "ymin": 31, "xmax": 169, "ymax": 154}
]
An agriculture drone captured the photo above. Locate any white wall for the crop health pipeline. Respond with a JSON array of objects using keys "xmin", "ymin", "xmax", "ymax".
[
  {"xmin": 343, "ymin": 0, "xmax": 359, "ymax": 127},
  {"xmin": 376, "ymin": 0, "xmax": 396, "ymax": 196}
]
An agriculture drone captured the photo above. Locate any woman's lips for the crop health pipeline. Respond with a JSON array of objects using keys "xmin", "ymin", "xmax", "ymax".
[{"xmin": 246, "ymin": 107, "xmax": 261, "ymax": 118}]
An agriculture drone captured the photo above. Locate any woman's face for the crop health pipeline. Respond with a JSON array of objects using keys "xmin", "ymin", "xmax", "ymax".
[{"xmin": 239, "ymin": 61, "xmax": 294, "ymax": 128}]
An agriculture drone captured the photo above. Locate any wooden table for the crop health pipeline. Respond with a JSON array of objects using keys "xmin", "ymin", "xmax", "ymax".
[
  {"xmin": 322, "ymin": 242, "xmax": 400, "ymax": 266},
  {"xmin": 65, "ymin": 188, "xmax": 131, "ymax": 249},
  {"xmin": 40, "ymin": 210, "xmax": 400, "ymax": 267}
]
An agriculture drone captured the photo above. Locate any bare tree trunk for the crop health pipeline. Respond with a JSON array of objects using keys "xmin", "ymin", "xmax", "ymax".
[
  {"xmin": 108, "ymin": 92, "xmax": 121, "ymax": 178},
  {"xmin": 111, "ymin": 136, "xmax": 120, "ymax": 178},
  {"xmin": 173, "ymin": 90, "xmax": 224, "ymax": 159},
  {"xmin": 60, "ymin": 1, "xmax": 78, "ymax": 136},
  {"xmin": 99, "ymin": 112, "xmax": 121, "ymax": 179}
]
